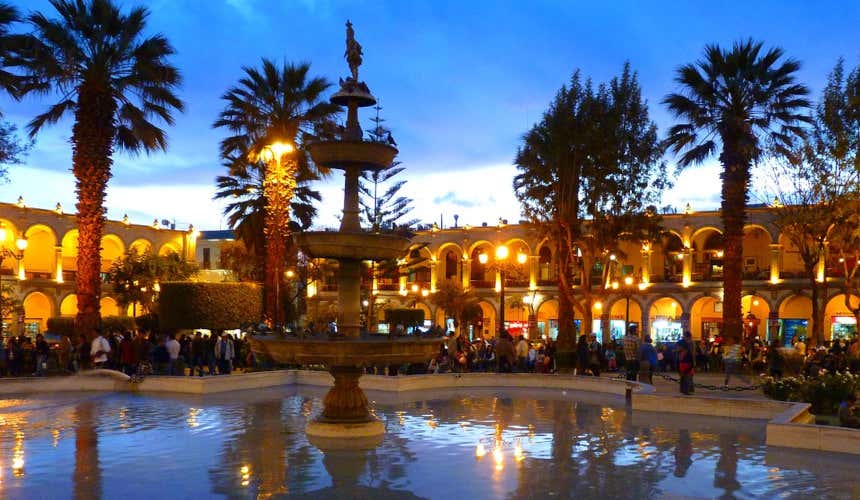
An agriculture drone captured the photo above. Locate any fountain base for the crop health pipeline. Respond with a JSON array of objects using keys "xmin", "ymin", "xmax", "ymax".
[{"xmin": 306, "ymin": 366, "xmax": 384, "ymax": 438}]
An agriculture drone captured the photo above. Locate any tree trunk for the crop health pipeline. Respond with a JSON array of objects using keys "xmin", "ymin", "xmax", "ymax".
[
  {"xmin": 263, "ymin": 155, "xmax": 296, "ymax": 328},
  {"xmin": 555, "ymin": 238, "xmax": 576, "ymax": 370},
  {"xmin": 810, "ymin": 278, "xmax": 824, "ymax": 346},
  {"xmin": 719, "ymin": 155, "xmax": 748, "ymax": 345},
  {"xmin": 72, "ymin": 84, "xmax": 116, "ymax": 340}
]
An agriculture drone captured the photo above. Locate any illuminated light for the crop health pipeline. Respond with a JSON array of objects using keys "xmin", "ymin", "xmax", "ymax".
[
  {"xmin": 411, "ymin": 283, "xmax": 419, "ymax": 293},
  {"xmin": 307, "ymin": 282, "xmax": 317, "ymax": 298},
  {"xmin": 0, "ymin": 224, "xmax": 6, "ymax": 241},
  {"xmin": 15, "ymin": 237, "xmax": 27, "ymax": 251},
  {"xmin": 770, "ymin": 277, "xmax": 779, "ymax": 285},
  {"xmin": 676, "ymin": 253, "xmax": 684, "ymax": 260},
  {"xmin": 258, "ymin": 141, "xmax": 295, "ymax": 163},
  {"xmin": 52, "ymin": 429, "xmax": 60, "ymax": 447},
  {"xmin": 285, "ymin": 269, "xmax": 295, "ymax": 278},
  {"xmin": 475, "ymin": 442, "xmax": 487, "ymax": 459},
  {"xmin": 12, "ymin": 457, "xmax": 23, "ymax": 471},
  {"xmin": 611, "ymin": 282, "xmax": 619, "ymax": 290},
  {"xmin": 399, "ymin": 288, "xmax": 408, "ymax": 296},
  {"xmin": 362, "ymin": 300, "xmax": 369, "ymax": 307},
  {"xmin": 495, "ymin": 245, "xmax": 509, "ymax": 260},
  {"xmin": 716, "ymin": 250, "xmax": 724, "ymax": 258},
  {"xmin": 493, "ymin": 446, "xmax": 504, "ymax": 470},
  {"xmin": 514, "ymin": 440, "xmax": 525, "ymax": 462},
  {"xmin": 637, "ymin": 282, "xmax": 647, "ymax": 291},
  {"xmin": 495, "ymin": 282, "xmax": 501, "ymax": 293},
  {"xmin": 523, "ymin": 295, "xmax": 533, "ymax": 305},
  {"xmin": 624, "ymin": 276, "xmax": 633, "ymax": 286},
  {"xmin": 421, "ymin": 289, "xmax": 429, "ymax": 297},
  {"xmin": 593, "ymin": 301, "xmax": 603, "ymax": 311},
  {"xmin": 240, "ymin": 465, "xmax": 250, "ymax": 475},
  {"xmin": 17, "ymin": 266, "xmax": 25, "ymax": 281},
  {"xmin": 241, "ymin": 480, "xmax": 250, "ymax": 487},
  {"xmin": 682, "ymin": 277, "xmax": 691, "ymax": 288},
  {"xmin": 609, "ymin": 254, "xmax": 616, "ymax": 261},
  {"xmin": 478, "ymin": 253, "xmax": 488, "ymax": 264},
  {"xmin": 517, "ymin": 252, "xmax": 527, "ymax": 265},
  {"xmin": 153, "ymin": 282, "xmax": 160, "ymax": 292},
  {"xmin": 839, "ymin": 257, "xmax": 845, "ymax": 263},
  {"xmin": 752, "ymin": 299, "xmax": 760, "ymax": 307}
]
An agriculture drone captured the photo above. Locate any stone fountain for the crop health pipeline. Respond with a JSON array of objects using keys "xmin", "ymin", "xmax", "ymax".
[{"xmin": 250, "ymin": 21, "xmax": 440, "ymax": 440}]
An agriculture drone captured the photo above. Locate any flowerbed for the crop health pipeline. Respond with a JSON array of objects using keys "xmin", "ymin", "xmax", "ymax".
[{"xmin": 762, "ymin": 372, "xmax": 860, "ymax": 414}]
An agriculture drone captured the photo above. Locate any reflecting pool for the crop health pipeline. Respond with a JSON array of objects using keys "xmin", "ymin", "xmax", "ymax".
[{"xmin": 1, "ymin": 387, "xmax": 858, "ymax": 499}]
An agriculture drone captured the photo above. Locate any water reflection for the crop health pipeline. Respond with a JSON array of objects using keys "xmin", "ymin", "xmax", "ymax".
[{"xmin": 0, "ymin": 388, "xmax": 857, "ymax": 499}]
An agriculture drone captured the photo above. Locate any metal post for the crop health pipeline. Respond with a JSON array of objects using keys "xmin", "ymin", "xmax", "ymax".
[
  {"xmin": 499, "ymin": 268, "xmax": 506, "ymax": 335},
  {"xmin": 625, "ymin": 294, "xmax": 630, "ymax": 337}
]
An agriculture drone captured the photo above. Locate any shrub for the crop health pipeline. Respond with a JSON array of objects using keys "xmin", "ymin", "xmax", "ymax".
[
  {"xmin": 134, "ymin": 313, "xmax": 159, "ymax": 332},
  {"xmin": 385, "ymin": 308, "xmax": 425, "ymax": 328},
  {"xmin": 159, "ymin": 282, "xmax": 262, "ymax": 330},
  {"xmin": 763, "ymin": 372, "xmax": 860, "ymax": 414}
]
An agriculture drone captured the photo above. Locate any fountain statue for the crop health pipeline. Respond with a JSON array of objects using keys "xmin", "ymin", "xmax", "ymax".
[{"xmin": 250, "ymin": 22, "xmax": 440, "ymax": 440}]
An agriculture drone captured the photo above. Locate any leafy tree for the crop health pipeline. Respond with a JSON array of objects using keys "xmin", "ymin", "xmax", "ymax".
[
  {"xmin": 514, "ymin": 64, "xmax": 666, "ymax": 364},
  {"xmin": 107, "ymin": 250, "xmax": 198, "ymax": 315},
  {"xmin": 430, "ymin": 278, "xmax": 481, "ymax": 336},
  {"xmin": 213, "ymin": 59, "xmax": 338, "ymax": 328},
  {"xmin": 360, "ymin": 105, "xmax": 417, "ymax": 231},
  {"xmin": 218, "ymin": 240, "xmax": 260, "ymax": 282},
  {"xmin": 9, "ymin": 0, "xmax": 183, "ymax": 337},
  {"xmin": 0, "ymin": 120, "xmax": 28, "ymax": 178},
  {"xmin": 664, "ymin": 40, "xmax": 810, "ymax": 343}
]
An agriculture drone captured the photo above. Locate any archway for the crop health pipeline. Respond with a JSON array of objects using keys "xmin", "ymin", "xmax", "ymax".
[
  {"xmin": 469, "ymin": 242, "xmax": 493, "ymax": 287},
  {"xmin": 61, "ymin": 230, "xmax": 78, "ymax": 272},
  {"xmin": 158, "ymin": 242, "xmax": 181, "ymax": 257},
  {"xmin": 742, "ymin": 225, "xmax": 772, "ymax": 280},
  {"xmin": 100, "ymin": 296, "xmax": 120, "ymax": 317},
  {"xmin": 476, "ymin": 300, "xmax": 495, "ymax": 339},
  {"xmin": 536, "ymin": 299, "xmax": 558, "ymax": 340},
  {"xmin": 741, "ymin": 294, "xmax": 771, "ymax": 340},
  {"xmin": 100, "ymin": 234, "xmax": 125, "ymax": 273},
  {"xmin": 537, "ymin": 246, "xmax": 553, "ymax": 283},
  {"xmin": 129, "ymin": 238, "xmax": 152, "ymax": 255},
  {"xmin": 23, "ymin": 224, "xmax": 57, "ymax": 275},
  {"xmin": 607, "ymin": 297, "xmax": 643, "ymax": 342},
  {"xmin": 777, "ymin": 233, "xmax": 805, "ymax": 279},
  {"xmin": 778, "ymin": 294, "xmax": 813, "ymax": 345},
  {"xmin": 824, "ymin": 294, "xmax": 860, "ymax": 340},
  {"xmin": 649, "ymin": 297, "xmax": 683, "ymax": 343},
  {"xmin": 691, "ymin": 229, "xmax": 724, "ymax": 281},
  {"xmin": 23, "ymin": 291, "xmax": 53, "ymax": 333},
  {"xmin": 655, "ymin": 232, "xmax": 684, "ymax": 282},
  {"xmin": 690, "ymin": 296, "xmax": 721, "ymax": 341},
  {"xmin": 440, "ymin": 246, "xmax": 461, "ymax": 281},
  {"xmin": 0, "ymin": 219, "xmax": 19, "ymax": 275},
  {"xmin": 60, "ymin": 294, "xmax": 78, "ymax": 317}
]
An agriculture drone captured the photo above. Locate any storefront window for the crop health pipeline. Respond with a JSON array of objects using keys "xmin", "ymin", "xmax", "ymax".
[
  {"xmin": 831, "ymin": 316, "xmax": 857, "ymax": 339},
  {"xmin": 652, "ymin": 318, "xmax": 682, "ymax": 343},
  {"xmin": 780, "ymin": 319, "xmax": 808, "ymax": 345}
]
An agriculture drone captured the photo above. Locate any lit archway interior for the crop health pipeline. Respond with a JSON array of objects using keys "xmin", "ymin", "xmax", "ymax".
[
  {"xmin": 741, "ymin": 294, "xmax": 771, "ymax": 339},
  {"xmin": 61, "ymin": 230, "xmax": 79, "ymax": 272},
  {"xmin": 23, "ymin": 225, "xmax": 57, "ymax": 275},
  {"xmin": 60, "ymin": 294, "xmax": 78, "ymax": 317},
  {"xmin": 778, "ymin": 294, "xmax": 812, "ymax": 344},
  {"xmin": 536, "ymin": 299, "xmax": 558, "ymax": 340},
  {"xmin": 0, "ymin": 219, "xmax": 18, "ymax": 274},
  {"xmin": 23, "ymin": 291, "xmax": 53, "ymax": 332},
  {"xmin": 158, "ymin": 242, "xmax": 181, "ymax": 257},
  {"xmin": 129, "ymin": 238, "xmax": 152, "ymax": 255},
  {"xmin": 649, "ymin": 297, "xmax": 683, "ymax": 343},
  {"xmin": 824, "ymin": 294, "xmax": 860, "ymax": 340},
  {"xmin": 100, "ymin": 234, "xmax": 125, "ymax": 272},
  {"xmin": 607, "ymin": 298, "xmax": 642, "ymax": 341},
  {"xmin": 477, "ymin": 300, "xmax": 495, "ymax": 339},
  {"xmin": 690, "ymin": 296, "xmax": 721, "ymax": 340},
  {"xmin": 100, "ymin": 296, "xmax": 120, "ymax": 317}
]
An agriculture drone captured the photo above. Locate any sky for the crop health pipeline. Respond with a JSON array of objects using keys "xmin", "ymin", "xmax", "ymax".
[{"xmin": 1, "ymin": 0, "xmax": 858, "ymax": 231}]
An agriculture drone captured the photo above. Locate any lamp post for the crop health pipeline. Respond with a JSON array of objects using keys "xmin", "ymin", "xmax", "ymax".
[{"xmin": 479, "ymin": 245, "xmax": 527, "ymax": 336}]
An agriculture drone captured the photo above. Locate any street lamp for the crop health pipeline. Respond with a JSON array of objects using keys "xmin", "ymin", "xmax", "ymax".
[
  {"xmin": 479, "ymin": 245, "xmax": 527, "ymax": 336},
  {"xmin": 0, "ymin": 224, "xmax": 26, "ymax": 336}
]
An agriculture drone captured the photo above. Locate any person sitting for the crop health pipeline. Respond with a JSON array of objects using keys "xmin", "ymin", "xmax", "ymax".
[{"xmin": 838, "ymin": 393, "xmax": 860, "ymax": 429}]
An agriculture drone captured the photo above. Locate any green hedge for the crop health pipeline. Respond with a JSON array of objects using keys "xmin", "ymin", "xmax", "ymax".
[
  {"xmin": 46, "ymin": 316, "xmax": 136, "ymax": 337},
  {"xmin": 158, "ymin": 282, "xmax": 262, "ymax": 330},
  {"xmin": 385, "ymin": 308, "xmax": 425, "ymax": 328}
]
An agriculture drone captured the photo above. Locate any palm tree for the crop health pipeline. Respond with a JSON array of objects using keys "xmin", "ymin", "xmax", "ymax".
[
  {"xmin": 0, "ymin": 3, "xmax": 22, "ymax": 95},
  {"xmin": 663, "ymin": 40, "xmax": 810, "ymax": 343},
  {"xmin": 9, "ymin": 0, "xmax": 183, "ymax": 337},
  {"xmin": 213, "ymin": 59, "xmax": 339, "ymax": 327}
]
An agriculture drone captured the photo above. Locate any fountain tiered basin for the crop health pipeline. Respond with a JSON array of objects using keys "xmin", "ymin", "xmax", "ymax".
[
  {"xmin": 293, "ymin": 231, "xmax": 410, "ymax": 261},
  {"xmin": 306, "ymin": 140, "xmax": 397, "ymax": 170}
]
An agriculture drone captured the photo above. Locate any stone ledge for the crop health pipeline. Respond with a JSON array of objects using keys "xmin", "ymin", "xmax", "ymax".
[{"xmin": 633, "ymin": 393, "xmax": 795, "ymax": 419}]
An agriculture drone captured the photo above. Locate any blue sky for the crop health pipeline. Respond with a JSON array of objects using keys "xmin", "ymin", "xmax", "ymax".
[{"xmin": 1, "ymin": 0, "xmax": 858, "ymax": 230}]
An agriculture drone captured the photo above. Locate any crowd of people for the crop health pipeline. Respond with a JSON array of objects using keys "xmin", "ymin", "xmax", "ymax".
[
  {"xmin": 426, "ymin": 330, "xmax": 557, "ymax": 374},
  {"xmin": 0, "ymin": 328, "xmax": 255, "ymax": 377}
]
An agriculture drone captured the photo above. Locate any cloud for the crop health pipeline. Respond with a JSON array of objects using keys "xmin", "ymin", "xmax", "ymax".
[{"xmin": 432, "ymin": 191, "xmax": 479, "ymax": 208}]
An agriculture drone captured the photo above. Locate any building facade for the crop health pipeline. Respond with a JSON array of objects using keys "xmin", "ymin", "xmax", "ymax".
[
  {"xmin": 307, "ymin": 206, "xmax": 858, "ymax": 344},
  {"xmin": 0, "ymin": 201, "xmax": 197, "ymax": 336}
]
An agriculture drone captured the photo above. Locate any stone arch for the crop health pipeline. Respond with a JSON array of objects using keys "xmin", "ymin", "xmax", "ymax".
[
  {"xmin": 501, "ymin": 237, "xmax": 531, "ymax": 256},
  {"xmin": 778, "ymin": 294, "xmax": 813, "ymax": 343},
  {"xmin": 60, "ymin": 293, "xmax": 78, "ymax": 317},
  {"xmin": 61, "ymin": 230, "xmax": 79, "ymax": 272},
  {"xmin": 23, "ymin": 291, "xmax": 54, "ymax": 332},
  {"xmin": 654, "ymin": 232, "xmax": 685, "ymax": 282},
  {"xmin": 476, "ymin": 299, "xmax": 496, "ymax": 338},
  {"xmin": 743, "ymin": 224, "xmax": 774, "ymax": 244},
  {"xmin": 158, "ymin": 241, "xmax": 181, "ymax": 256},
  {"xmin": 129, "ymin": 238, "xmax": 153, "ymax": 254},
  {"xmin": 439, "ymin": 244, "xmax": 461, "ymax": 281},
  {"xmin": 466, "ymin": 239, "xmax": 494, "ymax": 257},
  {"xmin": 605, "ymin": 295, "xmax": 644, "ymax": 341},
  {"xmin": 469, "ymin": 242, "xmax": 494, "ymax": 285},
  {"xmin": 100, "ymin": 296, "xmax": 120, "ymax": 317},
  {"xmin": 824, "ymin": 294, "xmax": 860, "ymax": 340},
  {"xmin": 648, "ymin": 296, "xmax": 685, "ymax": 343},
  {"xmin": 742, "ymin": 225, "xmax": 773, "ymax": 279},
  {"xmin": 741, "ymin": 293, "xmax": 772, "ymax": 339},
  {"xmin": 777, "ymin": 233, "xmax": 804, "ymax": 277},
  {"xmin": 689, "ymin": 295, "xmax": 722, "ymax": 341},
  {"xmin": 23, "ymin": 223, "xmax": 57, "ymax": 274},
  {"xmin": 435, "ymin": 241, "xmax": 464, "ymax": 262},
  {"xmin": 0, "ymin": 218, "xmax": 20, "ymax": 274},
  {"xmin": 690, "ymin": 225, "xmax": 723, "ymax": 244},
  {"xmin": 100, "ymin": 234, "xmax": 125, "ymax": 272}
]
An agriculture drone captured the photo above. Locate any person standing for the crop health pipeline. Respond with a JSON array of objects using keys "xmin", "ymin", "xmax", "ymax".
[
  {"xmin": 90, "ymin": 328, "xmax": 111, "ymax": 369},
  {"xmin": 165, "ymin": 333, "xmax": 181, "ymax": 375},
  {"xmin": 767, "ymin": 339, "xmax": 784, "ymax": 379},
  {"xmin": 516, "ymin": 336, "xmax": 529, "ymax": 372},
  {"xmin": 722, "ymin": 340, "xmax": 748, "ymax": 387},
  {"xmin": 190, "ymin": 332, "xmax": 205, "ymax": 376},
  {"xmin": 34, "ymin": 334, "xmax": 50, "ymax": 376},
  {"xmin": 214, "ymin": 332, "xmax": 234, "ymax": 375},
  {"xmin": 622, "ymin": 325, "xmax": 641, "ymax": 381},
  {"xmin": 677, "ymin": 341, "xmax": 694, "ymax": 395},
  {"xmin": 119, "ymin": 333, "xmax": 137, "ymax": 376},
  {"xmin": 682, "ymin": 331, "xmax": 696, "ymax": 393},
  {"xmin": 639, "ymin": 335, "xmax": 658, "ymax": 384}
]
